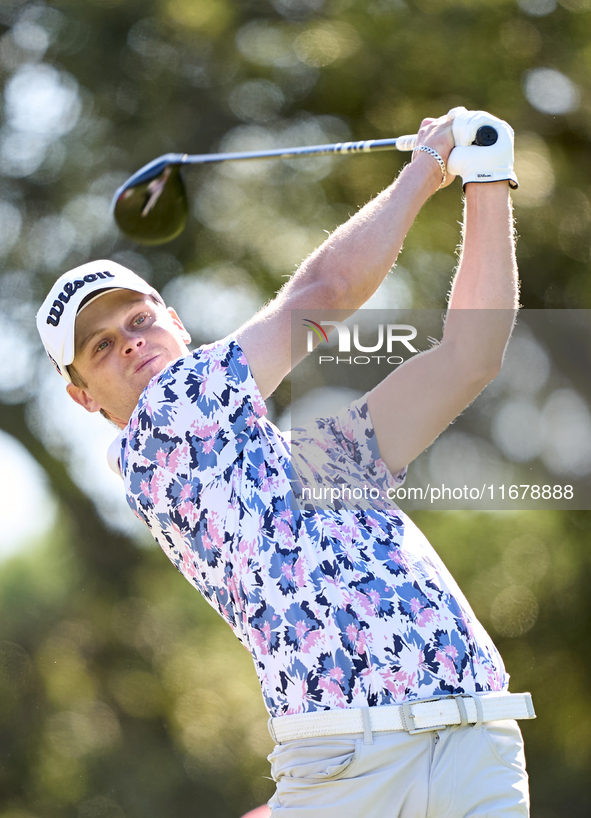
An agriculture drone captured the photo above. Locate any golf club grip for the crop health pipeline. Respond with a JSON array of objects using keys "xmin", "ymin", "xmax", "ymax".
[{"xmin": 395, "ymin": 134, "xmax": 419, "ymax": 151}]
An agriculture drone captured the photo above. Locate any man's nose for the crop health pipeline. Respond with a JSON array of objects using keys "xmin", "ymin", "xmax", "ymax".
[{"xmin": 122, "ymin": 333, "xmax": 145, "ymax": 355}]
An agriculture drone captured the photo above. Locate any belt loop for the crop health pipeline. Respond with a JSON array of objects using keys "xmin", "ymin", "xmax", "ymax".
[
  {"xmin": 466, "ymin": 693, "xmax": 484, "ymax": 729},
  {"xmin": 268, "ymin": 717, "xmax": 280, "ymax": 744},
  {"xmin": 361, "ymin": 707, "xmax": 374, "ymax": 745},
  {"xmin": 456, "ymin": 696, "xmax": 469, "ymax": 728}
]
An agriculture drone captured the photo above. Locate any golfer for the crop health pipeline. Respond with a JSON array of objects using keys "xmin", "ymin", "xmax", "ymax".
[{"xmin": 37, "ymin": 109, "xmax": 534, "ymax": 817}]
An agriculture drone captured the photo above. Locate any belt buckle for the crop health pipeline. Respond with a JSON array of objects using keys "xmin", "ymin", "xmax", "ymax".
[{"xmin": 400, "ymin": 701, "xmax": 447, "ymax": 735}]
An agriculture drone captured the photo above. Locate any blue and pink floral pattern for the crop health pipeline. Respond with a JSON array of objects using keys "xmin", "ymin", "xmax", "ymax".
[{"xmin": 120, "ymin": 337, "xmax": 508, "ymax": 716}]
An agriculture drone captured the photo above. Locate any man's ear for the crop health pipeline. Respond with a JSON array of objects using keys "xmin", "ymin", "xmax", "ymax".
[
  {"xmin": 66, "ymin": 383, "xmax": 102, "ymax": 414},
  {"xmin": 168, "ymin": 306, "xmax": 191, "ymax": 345}
]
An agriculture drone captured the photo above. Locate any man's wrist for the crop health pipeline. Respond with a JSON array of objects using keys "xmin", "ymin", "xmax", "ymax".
[
  {"xmin": 464, "ymin": 180, "xmax": 511, "ymax": 198},
  {"xmin": 405, "ymin": 150, "xmax": 445, "ymax": 195}
]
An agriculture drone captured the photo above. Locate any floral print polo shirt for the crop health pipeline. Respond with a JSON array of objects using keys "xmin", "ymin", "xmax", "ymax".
[{"xmin": 117, "ymin": 337, "xmax": 508, "ymax": 717}]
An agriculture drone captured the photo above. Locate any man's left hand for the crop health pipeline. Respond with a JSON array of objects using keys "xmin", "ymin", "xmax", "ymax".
[{"xmin": 447, "ymin": 109, "xmax": 518, "ymax": 190}]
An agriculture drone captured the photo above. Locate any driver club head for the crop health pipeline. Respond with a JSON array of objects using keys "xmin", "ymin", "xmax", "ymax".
[{"xmin": 113, "ymin": 162, "xmax": 188, "ymax": 245}]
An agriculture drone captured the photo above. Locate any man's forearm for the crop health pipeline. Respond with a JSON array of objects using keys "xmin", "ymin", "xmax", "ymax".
[
  {"xmin": 442, "ymin": 182, "xmax": 518, "ymax": 377},
  {"xmin": 280, "ymin": 152, "xmax": 443, "ymax": 311},
  {"xmin": 449, "ymin": 182, "xmax": 518, "ymax": 310}
]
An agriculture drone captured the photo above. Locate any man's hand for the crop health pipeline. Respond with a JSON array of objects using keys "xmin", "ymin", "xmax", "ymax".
[
  {"xmin": 411, "ymin": 113, "xmax": 456, "ymax": 189},
  {"xmin": 448, "ymin": 110, "xmax": 518, "ymax": 189}
]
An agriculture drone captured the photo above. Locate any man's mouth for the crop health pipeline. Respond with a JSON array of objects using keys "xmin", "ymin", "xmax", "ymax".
[{"xmin": 134, "ymin": 353, "xmax": 160, "ymax": 374}]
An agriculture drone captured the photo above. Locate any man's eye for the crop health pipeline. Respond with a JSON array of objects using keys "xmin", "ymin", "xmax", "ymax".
[
  {"xmin": 97, "ymin": 340, "xmax": 109, "ymax": 352},
  {"xmin": 134, "ymin": 314, "xmax": 147, "ymax": 326}
]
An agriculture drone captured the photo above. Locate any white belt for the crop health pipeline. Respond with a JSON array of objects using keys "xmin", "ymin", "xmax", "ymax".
[{"xmin": 269, "ymin": 692, "xmax": 535, "ymax": 744}]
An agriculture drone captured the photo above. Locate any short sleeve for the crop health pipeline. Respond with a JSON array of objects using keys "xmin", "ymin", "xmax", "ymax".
[
  {"xmin": 124, "ymin": 336, "xmax": 267, "ymax": 487},
  {"xmin": 289, "ymin": 395, "xmax": 406, "ymax": 511}
]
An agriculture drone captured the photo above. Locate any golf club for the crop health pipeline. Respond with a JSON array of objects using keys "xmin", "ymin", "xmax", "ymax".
[{"xmin": 112, "ymin": 125, "xmax": 498, "ymax": 246}]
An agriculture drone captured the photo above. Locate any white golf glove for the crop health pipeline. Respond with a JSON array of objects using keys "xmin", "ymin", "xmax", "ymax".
[{"xmin": 447, "ymin": 108, "xmax": 518, "ymax": 190}]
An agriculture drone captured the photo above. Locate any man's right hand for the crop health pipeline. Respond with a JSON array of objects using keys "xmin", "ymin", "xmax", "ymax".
[{"xmin": 411, "ymin": 113, "xmax": 456, "ymax": 190}]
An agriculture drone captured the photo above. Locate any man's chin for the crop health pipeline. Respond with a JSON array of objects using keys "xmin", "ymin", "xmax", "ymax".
[{"xmin": 135, "ymin": 353, "xmax": 172, "ymax": 388}]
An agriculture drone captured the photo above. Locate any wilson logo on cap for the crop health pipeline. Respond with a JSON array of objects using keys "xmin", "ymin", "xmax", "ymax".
[{"xmin": 46, "ymin": 270, "xmax": 116, "ymax": 327}]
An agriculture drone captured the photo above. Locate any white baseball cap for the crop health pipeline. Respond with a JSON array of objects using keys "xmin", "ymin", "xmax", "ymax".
[{"xmin": 36, "ymin": 259, "xmax": 157, "ymax": 382}]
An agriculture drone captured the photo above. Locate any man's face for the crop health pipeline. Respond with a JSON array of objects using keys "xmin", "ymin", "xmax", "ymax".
[{"xmin": 66, "ymin": 288, "xmax": 190, "ymax": 427}]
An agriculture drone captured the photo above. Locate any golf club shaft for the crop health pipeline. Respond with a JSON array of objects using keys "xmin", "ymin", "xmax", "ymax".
[
  {"xmin": 180, "ymin": 134, "xmax": 419, "ymax": 164},
  {"xmin": 117, "ymin": 125, "xmax": 498, "ymax": 191},
  {"xmin": 118, "ymin": 136, "xmax": 420, "ymax": 189}
]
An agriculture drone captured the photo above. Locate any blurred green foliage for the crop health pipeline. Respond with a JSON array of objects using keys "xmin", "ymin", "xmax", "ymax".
[{"xmin": 1, "ymin": 0, "xmax": 591, "ymax": 815}]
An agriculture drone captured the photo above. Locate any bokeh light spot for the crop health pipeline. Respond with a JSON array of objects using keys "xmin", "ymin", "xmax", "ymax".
[
  {"xmin": 502, "ymin": 534, "xmax": 550, "ymax": 585},
  {"xmin": 162, "ymin": 266, "xmax": 264, "ymax": 342},
  {"xmin": 4, "ymin": 63, "xmax": 81, "ymax": 136},
  {"xmin": 236, "ymin": 20, "xmax": 297, "ymax": 67},
  {"xmin": 491, "ymin": 586, "xmax": 539, "ymax": 637},
  {"xmin": 0, "ymin": 131, "xmax": 48, "ymax": 178},
  {"xmin": 165, "ymin": 0, "xmax": 232, "ymax": 32},
  {"xmin": 513, "ymin": 134, "xmax": 555, "ymax": 208},
  {"xmin": 45, "ymin": 704, "xmax": 121, "ymax": 758},
  {"xmin": 540, "ymin": 388, "xmax": 591, "ymax": 476},
  {"xmin": 24, "ymin": 214, "xmax": 77, "ymax": 271},
  {"xmin": 228, "ymin": 80, "xmax": 285, "ymax": 124},
  {"xmin": 492, "ymin": 333, "xmax": 551, "ymax": 396},
  {"xmin": 518, "ymin": 0, "xmax": 557, "ymax": 14},
  {"xmin": 491, "ymin": 397, "xmax": 542, "ymax": 462},
  {"xmin": 294, "ymin": 22, "xmax": 360, "ymax": 68},
  {"xmin": 523, "ymin": 68, "xmax": 580, "ymax": 115}
]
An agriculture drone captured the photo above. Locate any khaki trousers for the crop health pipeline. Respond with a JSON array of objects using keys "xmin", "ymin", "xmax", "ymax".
[{"xmin": 268, "ymin": 719, "xmax": 529, "ymax": 817}]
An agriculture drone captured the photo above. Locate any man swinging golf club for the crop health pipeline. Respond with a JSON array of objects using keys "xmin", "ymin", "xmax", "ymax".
[{"xmin": 37, "ymin": 107, "xmax": 535, "ymax": 817}]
